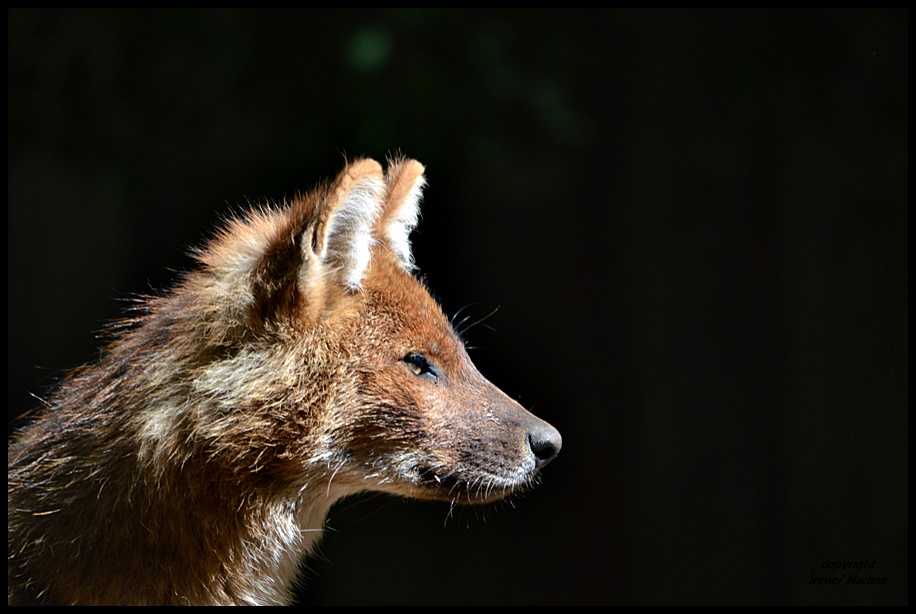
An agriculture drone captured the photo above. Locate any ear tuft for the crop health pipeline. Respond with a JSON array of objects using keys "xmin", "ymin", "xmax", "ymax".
[{"xmin": 380, "ymin": 158, "xmax": 426, "ymax": 271}]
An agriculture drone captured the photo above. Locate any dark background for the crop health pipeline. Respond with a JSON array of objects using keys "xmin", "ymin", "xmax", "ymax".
[{"xmin": 7, "ymin": 9, "xmax": 907, "ymax": 605}]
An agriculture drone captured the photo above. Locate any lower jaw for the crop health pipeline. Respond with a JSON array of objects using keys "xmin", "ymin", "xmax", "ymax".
[{"xmin": 412, "ymin": 467, "xmax": 527, "ymax": 504}]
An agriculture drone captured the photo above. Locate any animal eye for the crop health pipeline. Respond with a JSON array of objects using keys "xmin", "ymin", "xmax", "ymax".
[{"xmin": 403, "ymin": 353, "xmax": 437, "ymax": 379}]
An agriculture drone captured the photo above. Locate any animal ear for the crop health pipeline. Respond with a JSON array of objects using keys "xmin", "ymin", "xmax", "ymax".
[
  {"xmin": 304, "ymin": 158, "xmax": 386, "ymax": 292},
  {"xmin": 248, "ymin": 159, "xmax": 385, "ymax": 328},
  {"xmin": 380, "ymin": 158, "xmax": 426, "ymax": 271}
]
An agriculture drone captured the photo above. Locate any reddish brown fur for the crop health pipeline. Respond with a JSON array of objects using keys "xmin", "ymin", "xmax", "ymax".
[{"xmin": 8, "ymin": 158, "xmax": 561, "ymax": 605}]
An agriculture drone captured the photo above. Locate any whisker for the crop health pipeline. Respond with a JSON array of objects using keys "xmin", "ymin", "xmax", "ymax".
[
  {"xmin": 326, "ymin": 458, "xmax": 347, "ymax": 498},
  {"xmin": 449, "ymin": 302, "xmax": 481, "ymax": 328},
  {"xmin": 457, "ymin": 305, "xmax": 501, "ymax": 339}
]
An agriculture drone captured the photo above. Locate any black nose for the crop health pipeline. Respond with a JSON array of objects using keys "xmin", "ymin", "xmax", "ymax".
[{"xmin": 527, "ymin": 423, "xmax": 562, "ymax": 470}]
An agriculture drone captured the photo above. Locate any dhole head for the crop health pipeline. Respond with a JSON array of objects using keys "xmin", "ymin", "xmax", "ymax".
[
  {"xmin": 195, "ymin": 157, "xmax": 561, "ymax": 507},
  {"xmin": 7, "ymin": 156, "xmax": 561, "ymax": 606}
]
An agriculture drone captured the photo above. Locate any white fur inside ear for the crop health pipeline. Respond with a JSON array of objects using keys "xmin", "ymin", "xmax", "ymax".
[
  {"xmin": 385, "ymin": 174, "xmax": 425, "ymax": 270},
  {"xmin": 324, "ymin": 176, "xmax": 386, "ymax": 290}
]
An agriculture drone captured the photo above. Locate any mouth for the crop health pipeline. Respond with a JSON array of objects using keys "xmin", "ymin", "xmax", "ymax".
[
  {"xmin": 417, "ymin": 467, "xmax": 463, "ymax": 491},
  {"xmin": 413, "ymin": 465, "xmax": 533, "ymax": 504}
]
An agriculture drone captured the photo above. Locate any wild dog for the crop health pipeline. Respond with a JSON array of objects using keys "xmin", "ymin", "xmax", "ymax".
[{"xmin": 7, "ymin": 157, "xmax": 561, "ymax": 605}]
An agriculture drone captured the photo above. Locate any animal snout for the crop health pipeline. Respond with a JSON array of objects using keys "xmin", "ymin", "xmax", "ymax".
[{"xmin": 527, "ymin": 422, "xmax": 562, "ymax": 470}]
